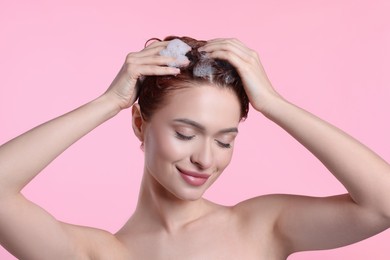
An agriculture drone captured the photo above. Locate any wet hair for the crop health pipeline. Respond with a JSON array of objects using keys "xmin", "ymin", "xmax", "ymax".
[{"xmin": 137, "ymin": 36, "xmax": 249, "ymax": 121}]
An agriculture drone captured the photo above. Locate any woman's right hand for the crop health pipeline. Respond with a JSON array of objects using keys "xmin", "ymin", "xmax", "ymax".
[{"xmin": 104, "ymin": 40, "xmax": 183, "ymax": 110}]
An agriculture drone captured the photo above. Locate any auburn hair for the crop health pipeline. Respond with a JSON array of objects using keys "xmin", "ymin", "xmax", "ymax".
[{"xmin": 137, "ymin": 36, "xmax": 249, "ymax": 121}]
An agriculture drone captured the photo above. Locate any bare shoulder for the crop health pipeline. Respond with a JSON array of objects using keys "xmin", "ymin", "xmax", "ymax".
[
  {"xmin": 60, "ymin": 222, "xmax": 131, "ymax": 260},
  {"xmin": 231, "ymin": 194, "xmax": 292, "ymax": 239},
  {"xmin": 232, "ymin": 194, "xmax": 289, "ymax": 221},
  {"xmin": 231, "ymin": 193, "xmax": 351, "ymax": 234},
  {"xmin": 231, "ymin": 194, "xmax": 329, "ymax": 237},
  {"xmin": 232, "ymin": 193, "xmax": 333, "ymax": 220},
  {"xmin": 229, "ymin": 194, "xmax": 296, "ymax": 258}
]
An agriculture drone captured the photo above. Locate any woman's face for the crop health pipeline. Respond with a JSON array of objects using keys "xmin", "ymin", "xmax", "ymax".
[{"xmin": 140, "ymin": 84, "xmax": 242, "ymax": 201}]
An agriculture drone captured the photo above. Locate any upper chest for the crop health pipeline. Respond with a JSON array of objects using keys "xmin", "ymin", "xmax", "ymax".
[{"xmin": 117, "ymin": 214, "xmax": 286, "ymax": 260}]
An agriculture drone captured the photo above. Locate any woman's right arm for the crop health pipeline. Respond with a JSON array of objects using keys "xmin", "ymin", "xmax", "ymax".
[
  {"xmin": 0, "ymin": 95, "xmax": 124, "ymax": 259},
  {"xmin": 0, "ymin": 40, "xmax": 180, "ymax": 259},
  {"xmin": 0, "ymin": 95, "xmax": 121, "ymax": 197}
]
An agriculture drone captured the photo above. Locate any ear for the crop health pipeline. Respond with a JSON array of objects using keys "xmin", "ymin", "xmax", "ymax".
[{"xmin": 131, "ymin": 103, "xmax": 145, "ymax": 142}]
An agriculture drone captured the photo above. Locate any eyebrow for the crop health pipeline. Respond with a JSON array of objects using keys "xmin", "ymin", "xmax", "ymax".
[{"xmin": 173, "ymin": 118, "xmax": 238, "ymax": 134}]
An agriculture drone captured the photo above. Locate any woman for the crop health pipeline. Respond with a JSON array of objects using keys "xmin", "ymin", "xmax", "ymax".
[{"xmin": 0, "ymin": 36, "xmax": 389, "ymax": 259}]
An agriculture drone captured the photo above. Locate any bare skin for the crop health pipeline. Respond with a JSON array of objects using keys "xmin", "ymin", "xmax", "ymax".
[{"xmin": 0, "ymin": 39, "xmax": 390, "ymax": 260}]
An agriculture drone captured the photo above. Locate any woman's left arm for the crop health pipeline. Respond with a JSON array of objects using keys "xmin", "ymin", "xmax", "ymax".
[{"xmin": 200, "ymin": 39, "xmax": 390, "ymax": 253}]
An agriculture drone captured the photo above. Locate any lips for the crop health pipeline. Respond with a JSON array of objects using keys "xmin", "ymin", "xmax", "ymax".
[{"xmin": 177, "ymin": 167, "xmax": 211, "ymax": 186}]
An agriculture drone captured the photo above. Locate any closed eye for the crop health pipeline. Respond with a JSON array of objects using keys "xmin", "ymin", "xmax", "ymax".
[
  {"xmin": 215, "ymin": 140, "xmax": 232, "ymax": 149},
  {"xmin": 175, "ymin": 131, "xmax": 195, "ymax": 140}
]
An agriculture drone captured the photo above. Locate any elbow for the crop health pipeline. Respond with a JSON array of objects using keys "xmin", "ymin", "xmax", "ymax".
[
  {"xmin": 371, "ymin": 202, "xmax": 390, "ymax": 228},
  {"xmin": 381, "ymin": 208, "xmax": 390, "ymax": 225},
  {"xmin": 377, "ymin": 188, "xmax": 390, "ymax": 225},
  {"xmin": 352, "ymin": 195, "xmax": 390, "ymax": 228}
]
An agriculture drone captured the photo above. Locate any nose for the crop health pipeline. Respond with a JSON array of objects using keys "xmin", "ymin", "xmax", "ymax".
[{"xmin": 190, "ymin": 139, "xmax": 214, "ymax": 170}]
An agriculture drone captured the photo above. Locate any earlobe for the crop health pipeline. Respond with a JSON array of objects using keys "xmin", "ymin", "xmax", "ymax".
[{"xmin": 131, "ymin": 104, "xmax": 144, "ymax": 142}]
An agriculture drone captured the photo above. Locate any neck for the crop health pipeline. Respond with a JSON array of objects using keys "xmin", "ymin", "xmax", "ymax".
[{"xmin": 133, "ymin": 169, "xmax": 209, "ymax": 233}]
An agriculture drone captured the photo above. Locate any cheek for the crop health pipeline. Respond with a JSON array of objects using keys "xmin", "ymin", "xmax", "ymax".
[
  {"xmin": 215, "ymin": 148, "xmax": 234, "ymax": 172},
  {"xmin": 206, "ymin": 149, "xmax": 234, "ymax": 187},
  {"xmin": 144, "ymin": 127, "xmax": 187, "ymax": 164}
]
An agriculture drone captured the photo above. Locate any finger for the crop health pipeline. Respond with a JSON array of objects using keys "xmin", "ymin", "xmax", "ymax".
[
  {"xmin": 127, "ymin": 40, "xmax": 171, "ymax": 59},
  {"xmin": 144, "ymin": 38, "xmax": 162, "ymax": 48},
  {"xmin": 132, "ymin": 39, "xmax": 187, "ymax": 58},
  {"xmin": 202, "ymin": 38, "xmax": 246, "ymax": 50},
  {"xmin": 206, "ymin": 50, "xmax": 249, "ymax": 73},
  {"xmin": 201, "ymin": 39, "xmax": 259, "ymax": 66},
  {"xmin": 204, "ymin": 46, "xmax": 253, "ymax": 66},
  {"xmin": 144, "ymin": 39, "xmax": 168, "ymax": 49},
  {"xmin": 127, "ymin": 54, "xmax": 190, "ymax": 68},
  {"xmin": 143, "ymin": 40, "xmax": 169, "ymax": 50},
  {"xmin": 130, "ymin": 44, "xmax": 168, "ymax": 58},
  {"xmin": 127, "ymin": 53, "xmax": 175, "ymax": 65},
  {"xmin": 200, "ymin": 39, "xmax": 253, "ymax": 60},
  {"xmin": 202, "ymin": 42, "xmax": 250, "ymax": 58},
  {"xmin": 135, "ymin": 65, "xmax": 180, "ymax": 77}
]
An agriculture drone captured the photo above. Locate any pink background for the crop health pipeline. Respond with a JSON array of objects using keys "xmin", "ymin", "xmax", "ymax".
[{"xmin": 1, "ymin": 1, "xmax": 389, "ymax": 259}]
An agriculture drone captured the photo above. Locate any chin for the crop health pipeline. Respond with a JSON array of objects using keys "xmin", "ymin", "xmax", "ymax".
[{"xmin": 171, "ymin": 186, "xmax": 208, "ymax": 202}]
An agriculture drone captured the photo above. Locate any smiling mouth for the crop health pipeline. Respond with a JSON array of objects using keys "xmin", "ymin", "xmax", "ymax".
[{"xmin": 177, "ymin": 167, "xmax": 211, "ymax": 186}]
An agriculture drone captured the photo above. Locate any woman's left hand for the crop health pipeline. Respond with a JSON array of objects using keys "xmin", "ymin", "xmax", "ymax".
[{"xmin": 199, "ymin": 38, "xmax": 281, "ymax": 113}]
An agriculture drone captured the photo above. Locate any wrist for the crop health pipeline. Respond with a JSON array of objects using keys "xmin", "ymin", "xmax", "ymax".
[
  {"xmin": 259, "ymin": 94, "xmax": 298, "ymax": 126},
  {"xmin": 252, "ymin": 91, "xmax": 285, "ymax": 116},
  {"xmin": 94, "ymin": 94, "xmax": 123, "ymax": 119}
]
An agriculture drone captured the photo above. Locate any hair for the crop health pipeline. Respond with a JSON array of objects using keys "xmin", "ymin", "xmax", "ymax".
[{"xmin": 137, "ymin": 36, "xmax": 249, "ymax": 121}]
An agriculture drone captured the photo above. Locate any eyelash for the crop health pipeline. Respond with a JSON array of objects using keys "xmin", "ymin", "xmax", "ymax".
[
  {"xmin": 175, "ymin": 132, "xmax": 232, "ymax": 149},
  {"xmin": 175, "ymin": 132, "xmax": 195, "ymax": 140},
  {"xmin": 216, "ymin": 141, "xmax": 231, "ymax": 149}
]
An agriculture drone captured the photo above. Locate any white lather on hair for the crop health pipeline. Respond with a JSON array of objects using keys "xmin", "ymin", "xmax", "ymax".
[
  {"xmin": 193, "ymin": 53, "xmax": 215, "ymax": 78},
  {"xmin": 159, "ymin": 39, "xmax": 191, "ymax": 68},
  {"xmin": 160, "ymin": 39, "xmax": 215, "ymax": 79}
]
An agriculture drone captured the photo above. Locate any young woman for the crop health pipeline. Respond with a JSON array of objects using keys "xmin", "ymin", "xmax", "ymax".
[{"xmin": 0, "ymin": 36, "xmax": 389, "ymax": 259}]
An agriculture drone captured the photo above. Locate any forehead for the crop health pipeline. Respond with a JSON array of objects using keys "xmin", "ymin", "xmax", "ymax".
[{"xmin": 151, "ymin": 84, "xmax": 241, "ymax": 128}]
